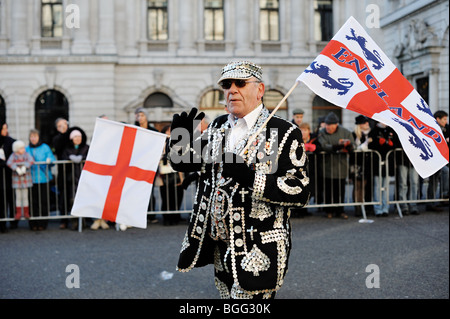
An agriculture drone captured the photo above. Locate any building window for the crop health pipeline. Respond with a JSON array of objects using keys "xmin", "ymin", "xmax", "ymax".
[
  {"xmin": 263, "ymin": 89, "xmax": 287, "ymax": 119},
  {"xmin": 416, "ymin": 77, "xmax": 429, "ymax": 104},
  {"xmin": 204, "ymin": 0, "xmax": 224, "ymax": 41},
  {"xmin": 35, "ymin": 90, "xmax": 69, "ymax": 146},
  {"xmin": 199, "ymin": 89, "xmax": 224, "ymax": 110},
  {"xmin": 260, "ymin": 0, "xmax": 279, "ymax": 41},
  {"xmin": 147, "ymin": 0, "xmax": 168, "ymax": 40},
  {"xmin": 41, "ymin": 0, "xmax": 63, "ymax": 38},
  {"xmin": 314, "ymin": 0, "xmax": 333, "ymax": 42},
  {"xmin": 144, "ymin": 92, "xmax": 173, "ymax": 108}
]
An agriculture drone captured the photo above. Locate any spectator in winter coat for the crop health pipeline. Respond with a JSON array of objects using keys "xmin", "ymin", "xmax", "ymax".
[
  {"xmin": 368, "ymin": 122, "xmax": 397, "ymax": 216},
  {"xmin": 7, "ymin": 140, "xmax": 34, "ymax": 220},
  {"xmin": 318, "ymin": 112, "xmax": 355, "ymax": 219},
  {"xmin": 0, "ymin": 121, "xmax": 16, "ymax": 232},
  {"xmin": 26, "ymin": 129, "xmax": 56, "ymax": 230},
  {"xmin": 60, "ymin": 127, "xmax": 89, "ymax": 229}
]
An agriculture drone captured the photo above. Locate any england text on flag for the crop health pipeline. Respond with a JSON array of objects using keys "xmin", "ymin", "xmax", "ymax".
[
  {"xmin": 71, "ymin": 118, "xmax": 167, "ymax": 229},
  {"xmin": 297, "ymin": 16, "xmax": 448, "ymax": 179}
]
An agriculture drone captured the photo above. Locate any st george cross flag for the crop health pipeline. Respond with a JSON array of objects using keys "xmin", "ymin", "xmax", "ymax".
[
  {"xmin": 71, "ymin": 118, "xmax": 167, "ymax": 228},
  {"xmin": 297, "ymin": 16, "xmax": 448, "ymax": 178}
]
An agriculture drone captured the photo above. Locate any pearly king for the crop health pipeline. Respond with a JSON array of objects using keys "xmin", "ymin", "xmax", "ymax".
[{"xmin": 169, "ymin": 62, "xmax": 311, "ymax": 299}]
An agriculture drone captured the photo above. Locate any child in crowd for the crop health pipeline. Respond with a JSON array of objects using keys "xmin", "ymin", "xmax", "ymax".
[{"xmin": 6, "ymin": 140, "xmax": 34, "ymax": 220}]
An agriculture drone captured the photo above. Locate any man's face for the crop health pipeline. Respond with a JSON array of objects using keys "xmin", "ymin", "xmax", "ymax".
[
  {"xmin": 223, "ymin": 77, "xmax": 265, "ymax": 118},
  {"xmin": 293, "ymin": 114, "xmax": 303, "ymax": 126},
  {"xmin": 325, "ymin": 123, "xmax": 338, "ymax": 134},
  {"xmin": 137, "ymin": 112, "xmax": 147, "ymax": 125},
  {"xmin": 437, "ymin": 116, "xmax": 448, "ymax": 127}
]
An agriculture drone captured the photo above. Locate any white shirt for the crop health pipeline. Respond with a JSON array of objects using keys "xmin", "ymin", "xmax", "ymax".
[{"xmin": 227, "ymin": 103, "xmax": 263, "ymax": 151}]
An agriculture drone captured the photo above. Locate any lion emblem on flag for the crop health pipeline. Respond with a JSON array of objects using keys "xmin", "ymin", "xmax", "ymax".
[
  {"xmin": 346, "ymin": 28, "xmax": 385, "ymax": 70},
  {"xmin": 393, "ymin": 118, "xmax": 433, "ymax": 161},
  {"xmin": 304, "ymin": 61, "xmax": 354, "ymax": 95}
]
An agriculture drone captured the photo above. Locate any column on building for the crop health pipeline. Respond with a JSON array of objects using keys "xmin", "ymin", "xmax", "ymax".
[
  {"xmin": 9, "ymin": 0, "xmax": 29, "ymax": 55},
  {"xmin": 234, "ymin": 0, "xmax": 253, "ymax": 56},
  {"xmin": 124, "ymin": 0, "xmax": 138, "ymax": 56},
  {"xmin": 71, "ymin": 0, "xmax": 92, "ymax": 54},
  {"xmin": 290, "ymin": 0, "xmax": 307, "ymax": 55},
  {"xmin": 177, "ymin": 0, "xmax": 196, "ymax": 55},
  {"xmin": 138, "ymin": 0, "xmax": 147, "ymax": 54},
  {"xmin": 429, "ymin": 68, "xmax": 439, "ymax": 112},
  {"xmin": 30, "ymin": 0, "xmax": 41, "ymax": 53},
  {"xmin": 95, "ymin": 0, "xmax": 117, "ymax": 55},
  {"xmin": 0, "ymin": 0, "xmax": 7, "ymax": 54}
]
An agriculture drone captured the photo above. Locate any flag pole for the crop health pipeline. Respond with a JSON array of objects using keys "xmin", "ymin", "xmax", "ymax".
[{"xmin": 239, "ymin": 81, "xmax": 299, "ymax": 157}]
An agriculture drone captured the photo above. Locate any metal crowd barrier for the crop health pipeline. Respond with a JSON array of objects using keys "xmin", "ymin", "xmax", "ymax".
[
  {"xmin": 1, "ymin": 151, "xmax": 448, "ymax": 229},
  {"xmin": 305, "ymin": 150, "xmax": 383, "ymax": 220},
  {"xmin": 386, "ymin": 148, "xmax": 449, "ymax": 218},
  {"xmin": 0, "ymin": 160, "xmax": 197, "ymax": 228}
]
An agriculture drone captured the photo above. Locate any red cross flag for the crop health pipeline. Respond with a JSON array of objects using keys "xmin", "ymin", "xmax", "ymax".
[
  {"xmin": 71, "ymin": 118, "xmax": 167, "ymax": 228},
  {"xmin": 297, "ymin": 16, "xmax": 448, "ymax": 178}
]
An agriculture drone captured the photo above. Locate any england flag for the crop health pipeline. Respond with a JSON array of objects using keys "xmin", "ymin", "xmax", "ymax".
[
  {"xmin": 297, "ymin": 16, "xmax": 448, "ymax": 178},
  {"xmin": 71, "ymin": 118, "xmax": 167, "ymax": 229}
]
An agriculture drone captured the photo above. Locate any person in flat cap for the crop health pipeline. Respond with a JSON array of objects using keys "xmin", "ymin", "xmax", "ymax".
[
  {"xmin": 168, "ymin": 61, "xmax": 311, "ymax": 299},
  {"xmin": 292, "ymin": 108, "xmax": 305, "ymax": 127},
  {"xmin": 318, "ymin": 112, "xmax": 355, "ymax": 219}
]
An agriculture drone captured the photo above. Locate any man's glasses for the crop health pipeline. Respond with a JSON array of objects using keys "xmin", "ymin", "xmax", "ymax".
[{"xmin": 219, "ymin": 79, "xmax": 261, "ymax": 90}]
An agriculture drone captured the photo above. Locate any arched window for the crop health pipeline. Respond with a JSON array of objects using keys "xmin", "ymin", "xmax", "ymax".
[
  {"xmin": 35, "ymin": 89, "xmax": 69, "ymax": 146},
  {"xmin": 199, "ymin": 89, "xmax": 224, "ymax": 110},
  {"xmin": 0, "ymin": 95, "xmax": 5, "ymax": 124},
  {"xmin": 144, "ymin": 92, "xmax": 173, "ymax": 108},
  {"xmin": 199, "ymin": 89, "xmax": 226, "ymax": 121},
  {"xmin": 264, "ymin": 89, "xmax": 288, "ymax": 119}
]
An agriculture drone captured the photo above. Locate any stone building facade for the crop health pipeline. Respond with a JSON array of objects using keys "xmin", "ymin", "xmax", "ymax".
[{"xmin": 0, "ymin": 0, "xmax": 448, "ymax": 145}]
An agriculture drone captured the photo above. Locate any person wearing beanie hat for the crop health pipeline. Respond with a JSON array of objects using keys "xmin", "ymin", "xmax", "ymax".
[
  {"xmin": 135, "ymin": 107, "xmax": 158, "ymax": 132},
  {"xmin": 69, "ymin": 129, "xmax": 82, "ymax": 140},
  {"xmin": 168, "ymin": 61, "xmax": 311, "ymax": 299},
  {"xmin": 324, "ymin": 112, "xmax": 340, "ymax": 124},
  {"xmin": 6, "ymin": 140, "xmax": 34, "ymax": 220},
  {"xmin": 60, "ymin": 126, "xmax": 90, "ymax": 230},
  {"xmin": 318, "ymin": 112, "xmax": 355, "ymax": 219}
]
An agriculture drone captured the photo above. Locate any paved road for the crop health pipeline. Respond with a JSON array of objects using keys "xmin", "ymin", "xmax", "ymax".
[{"xmin": 0, "ymin": 207, "xmax": 448, "ymax": 301}]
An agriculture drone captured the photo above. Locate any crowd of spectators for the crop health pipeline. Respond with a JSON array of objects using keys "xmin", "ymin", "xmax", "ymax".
[{"xmin": 1, "ymin": 108, "xmax": 448, "ymax": 233}]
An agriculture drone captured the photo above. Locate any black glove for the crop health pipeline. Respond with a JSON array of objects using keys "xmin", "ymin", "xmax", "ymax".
[
  {"xmin": 181, "ymin": 172, "xmax": 199, "ymax": 189},
  {"xmin": 221, "ymin": 152, "xmax": 255, "ymax": 187},
  {"xmin": 170, "ymin": 108, "xmax": 205, "ymax": 147}
]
